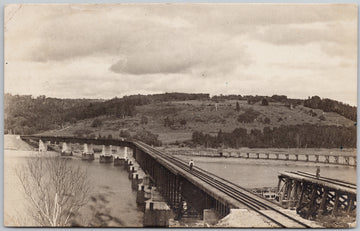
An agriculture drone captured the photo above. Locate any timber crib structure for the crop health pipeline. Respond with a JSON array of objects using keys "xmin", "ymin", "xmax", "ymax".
[{"xmin": 277, "ymin": 171, "xmax": 356, "ymax": 219}]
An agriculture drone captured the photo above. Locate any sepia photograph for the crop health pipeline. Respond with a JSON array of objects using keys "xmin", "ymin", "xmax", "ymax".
[{"xmin": 3, "ymin": 3, "xmax": 357, "ymax": 228}]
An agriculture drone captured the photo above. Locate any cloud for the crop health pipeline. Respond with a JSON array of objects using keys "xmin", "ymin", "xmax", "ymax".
[{"xmin": 4, "ymin": 4, "xmax": 357, "ymax": 105}]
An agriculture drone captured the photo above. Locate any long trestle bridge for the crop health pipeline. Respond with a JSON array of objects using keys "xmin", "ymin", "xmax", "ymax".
[{"xmin": 20, "ymin": 135, "xmax": 351, "ymax": 228}]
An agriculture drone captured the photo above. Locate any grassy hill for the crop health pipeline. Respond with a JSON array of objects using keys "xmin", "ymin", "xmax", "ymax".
[{"xmin": 38, "ymin": 99, "xmax": 355, "ymax": 145}]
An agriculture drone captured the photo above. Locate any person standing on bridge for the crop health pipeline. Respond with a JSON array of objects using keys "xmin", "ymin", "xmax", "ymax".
[{"xmin": 189, "ymin": 159, "xmax": 194, "ymax": 171}]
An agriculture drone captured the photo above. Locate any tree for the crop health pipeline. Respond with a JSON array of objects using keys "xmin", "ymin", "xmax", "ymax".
[
  {"xmin": 263, "ymin": 117, "xmax": 271, "ymax": 124},
  {"xmin": 235, "ymin": 102, "xmax": 240, "ymax": 112},
  {"xmin": 133, "ymin": 129, "xmax": 162, "ymax": 146},
  {"xmin": 91, "ymin": 118, "xmax": 102, "ymax": 128},
  {"xmin": 16, "ymin": 155, "xmax": 90, "ymax": 226},
  {"xmin": 319, "ymin": 115, "xmax": 326, "ymax": 121},
  {"xmin": 119, "ymin": 130, "xmax": 131, "ymax": 138},
  {"xmin": 164, "ymin": 116, "xmax": 174, "ymax": 127},
  {"xmin": 179, "ymin": 119, "xmax": 187, "ymax": 126},
  {"xmin": 141, "ymin": 115, "xmax": 148, "ymax": 125},
  {"xmin": 261, "ymin": 98, "xmax": 269, "ymax": 106}
]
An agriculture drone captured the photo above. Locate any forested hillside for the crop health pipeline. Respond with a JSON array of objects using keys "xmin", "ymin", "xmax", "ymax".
[{"xmin": 4, "ymin": 93, "xmax": 357, "ymax": 148}]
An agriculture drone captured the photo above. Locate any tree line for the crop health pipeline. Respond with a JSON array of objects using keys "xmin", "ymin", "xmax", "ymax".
[
  {"xmin": 191, "ymin": 124, "xmax": 356, "ymax": 148},
  {"xmin": 4, "ymin": 93, "xmax": 210, "ymax": 135},
  {"xmin": 304, "ymin": 96, "xmax": 356, "ymax": 121}
]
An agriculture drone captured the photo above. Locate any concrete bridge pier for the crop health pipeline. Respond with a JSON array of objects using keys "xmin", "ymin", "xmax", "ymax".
[
  {"xmin": 128, "ymin": 165, "xmax": 137, "ymax": 179},
  {"xmin": 137, "ymin": 175, "xmax": 152, "ymax": 207},
  {"xmin": 114, "ymin": 146, "xmax": 127, "ymax": 166},
  {"xmin": 114, "ymin": 156, "xmax": 125, "ymax": 166},
  {"xmin": 131, "ymin": 173, "xmax": 143, "ymax": 191},
  {"xmin": 143, "ymin": 194, "xmax": 171, "ymax": 227},
  {"xmin": 99, "ymin": 145, "xmax": 113, "ymax": 163},
  {"xmin": 82, "ymin": 143, "xmax": 94, "ymax": 160},
  {"xmin": 61, "ymin": 142, "xmax": 72, "ymax": 156},
  {"xmin": 38, "ymin": 139, "xmax": 47, "ymax": 152}
]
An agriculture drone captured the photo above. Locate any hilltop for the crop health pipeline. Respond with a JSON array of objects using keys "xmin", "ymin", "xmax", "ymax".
[{"xmin": 5, "ymin": 93, "xmax": 356, "ymax": 148}]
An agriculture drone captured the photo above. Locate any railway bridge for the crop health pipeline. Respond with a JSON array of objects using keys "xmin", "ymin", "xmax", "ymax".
[{"xmin": 20, "ymin": 135, "xmax": 317, "ymax": 228}]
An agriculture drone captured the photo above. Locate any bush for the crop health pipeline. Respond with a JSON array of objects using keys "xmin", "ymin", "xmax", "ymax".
[
  {"xmin": 235, "ymin": 102, "xmax": 240, "ymax": 112},
  {"xmin": 319, "ymin": 115, "xmax": 326, "ymax": 121},
  {"xmin": 261, "ymin": 98, "xmax": 269, "ymax": 106},
  {"xmin": 237, "ymin": 109, "xmax": 260, "ymax": 123},
  {"xmin": 133, "ymin": 130, "xmax": 162, "ymax": 146},
  {"xmin": 119, "ymin": 130, "xmax": 131, "ymax": 138},
  {"xmin": 91, "ymin": 118, "xmax": 102, "ymax": 127},
  {"xmin": 73, "ymin": 129, "xmax": 92, "ymax": 138},
  {"xmin": 309, "ymin": 110, "xmax": 317, "ymax": 117},
  {"xmin": 141, "ymin": 115, "xmax": 148, "ymax": 125},
  {"xmin": 263, "ymin": 117, "xmax": 271, "ymax": 124},
  {"xmin": 180, "ymin": 119, "xmax": 187, "ymax": 126}
]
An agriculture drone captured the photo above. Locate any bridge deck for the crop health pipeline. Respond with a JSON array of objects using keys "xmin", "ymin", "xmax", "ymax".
[
  {"xmin": 134, "ymin": 141, "xmax": 312, "ymax": 228},
  {"xmin": 20, "ymin": 135, "xmax": 315, "ymax": 228},
  {"xmin": 279, "ymin": 171, "xmax": 356, "ymax": 195}
]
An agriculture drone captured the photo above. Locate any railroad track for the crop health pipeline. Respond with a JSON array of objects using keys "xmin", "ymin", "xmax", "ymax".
[
  {"xmin": 134, "ymin": 141, "xmax": 311, "ymax": 228},
  {"xmin": 294, "ymin": 171, "xmax": 356, "ymax": 190}
]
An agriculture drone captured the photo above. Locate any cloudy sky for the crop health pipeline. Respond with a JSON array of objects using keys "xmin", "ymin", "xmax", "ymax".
[{"xmin": 4, "ymin": 4, "xmax": 358, "ymax": 105}]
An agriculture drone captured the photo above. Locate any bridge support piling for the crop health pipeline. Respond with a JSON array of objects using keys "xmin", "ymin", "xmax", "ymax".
[
  {"xmin": 332, "ymin": 192, "xmax": 340, "ymax": 216},
  {"xmin": 325, "ymin": 155, "xmax": 330, "ymax": 163},
  {"xmin": 318, "ymin": 188, "xmax": 328, "ymax": 214},
  {"xmin": 132, "ymin": 173, "xmax": 143, "ymax": 191},
  {"xmin": 285, "ymin": 154, "xmax": 289, "ymax": 161}
]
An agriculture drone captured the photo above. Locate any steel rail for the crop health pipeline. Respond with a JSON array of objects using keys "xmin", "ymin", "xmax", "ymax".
[{"xmin": 134, "ymin": 141, "xmax": 311, "ymax": 228}]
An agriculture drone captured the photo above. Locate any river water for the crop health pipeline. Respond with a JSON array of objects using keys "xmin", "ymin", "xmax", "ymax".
[
  {"xmin": 180, "ymin": 155, "xmax": 356, "ymax": 188},
  {"xmin": 4, "ymin": 136, "xmax": 143, "ymax": 227},
  {"xmin": 4, "ymin": 135, "xmax": 357, "ymax": 227}
]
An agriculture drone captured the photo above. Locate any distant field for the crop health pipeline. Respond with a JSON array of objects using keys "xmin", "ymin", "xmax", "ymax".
[{"xmin": 38, "ymin": 99, "xmax": 355, "ymax": 145}]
